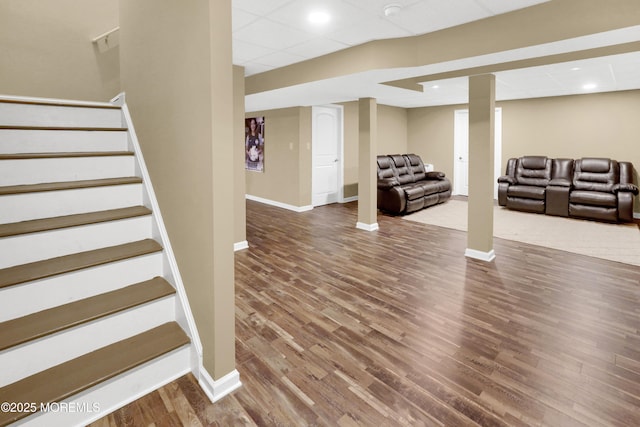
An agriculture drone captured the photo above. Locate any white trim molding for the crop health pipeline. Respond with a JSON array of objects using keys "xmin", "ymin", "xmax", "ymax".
[
  {"xmin": 356, "ymin": 222, "xmax": 379, "ymax": 232},
  {"xmin": 246, "ymin": 194, "xmax": 313, "ymax": 213},
  {"xmin": 634, "ymin": 212, "xmax": 640, "ymax": 220},
  {"xmin": 341, "ymin": 195, "xmax": 358, "ymax": 203},
  {"xmin": 198, "ymin": 368, "xmax": 242, "ymax": 404},
  {"xmin": 116, "ymin": 92, "xmax": 204, "ymax": 370},
  {"xmin": 465, "ymin": 248, "xmax": 496, "ymax": 262},
  {"xmin": 234, "ymin": 241, "xmax": 249, "ymax": 251}
]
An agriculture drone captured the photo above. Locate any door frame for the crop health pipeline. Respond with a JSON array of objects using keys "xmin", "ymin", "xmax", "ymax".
[
  {"xmin": 312, "ymin": 104, "xmax": 344, "ymax": 206},
  {"xmin": 453, "ymin": 108, "xmax": 502, "ymax": 199}
]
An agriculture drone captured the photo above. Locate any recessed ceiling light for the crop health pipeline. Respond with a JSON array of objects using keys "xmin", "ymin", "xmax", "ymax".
[
  {"xmin": 383, "ymin": 3, "xmax": 402, "ymax": 17},
  {"xmin": 582, "ymin": 83, "xmax": 597, "ymax": 90},
  {"xmin": 431, "ymin": 85, "xmax": 440, "ymax": 89},
  {"xmin": 571, "ymin": 67, "xmax": 581, "ymax": 71},
  {"xmin": 308, "ymin": 10, "xmax": 331, "ymax": 25}
]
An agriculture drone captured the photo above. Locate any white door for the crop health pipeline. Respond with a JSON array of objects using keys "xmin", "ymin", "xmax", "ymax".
[
  {"xmin": 454, "ymin": 110, "xmax": 470, "ymax": 196},
  {"xmin": 453, "ymin": 108, "xmax": 502, "ymax": 198},
  {"xmin": 312, "ymin": 105, "xmax": 343, "ymax": 206}
]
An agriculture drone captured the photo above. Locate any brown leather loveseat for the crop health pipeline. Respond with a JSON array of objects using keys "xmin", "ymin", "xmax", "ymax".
[
  {"xmin": 498, "ymin": 156, "xmax": 638, "ymax": 222},
  {"xmin": 377, "ymin": 154, "xmax": 451, "ymax": 215}
]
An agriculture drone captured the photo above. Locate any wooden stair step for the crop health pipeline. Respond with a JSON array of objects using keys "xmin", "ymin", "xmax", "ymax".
[
  {"xmin": 0, "ymin": 277, "xmax": 175, "ymax": 351},
  {"xmin": 0, "ymin": 125, "xmax": 127, "ymax": 131},
  {"xmin": 0, "ymin": 206, "xmax": 152, "ymax": 238},
  {"xmin": 0, "ymin": 176, "xmax": 142, "ymax": 196},
  {"xmin": 0, "ymin": 239, "xmax": 162, "ymax": 289},
  {"xmin": 0, "ymin": 322, "xmax": 190, "ymax": 426},
  {"xmin": 0, "ymin": 151, "xmax": 133, "ymax": 160}
]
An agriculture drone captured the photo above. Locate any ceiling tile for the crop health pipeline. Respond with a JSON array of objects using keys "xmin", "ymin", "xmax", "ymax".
[
  {"xmin": 329, "ymin": 16, "xmax": 412, "ymax": 46},
  {"xmin": 476, "ymin": 0, "xmax": 550, "ymax": 14},
  {"xmin": 232, "ymin": 7, "xmax": 260, "ymax": 31},
  {"xmin": 233, "ymin": 0, "xmax": 294, "ymax": 16},
  {"xmin": 233, "ymin": 18, "xmax": 313, "ymax": 51},
  {"xmin": 286, "ymin": 37, "xmax": 351, "ymax": 59},
  {"xmin": 233, "ymin": 39, "xmax": 275, "ymax": 63},
  {"xmin": 250, "ymin": 50, "xmax": 307, "ymax": 68},
  {"xmin": 265, "ymin": 0, "xmax": 369, "ymax": 33},
  {"xmin": 393, "ymin": 0, "xmax": 491, "ymax": 35}
]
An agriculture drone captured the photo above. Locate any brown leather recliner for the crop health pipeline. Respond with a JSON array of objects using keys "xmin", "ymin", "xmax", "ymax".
[
  {"xmin": 497, "ymin": 156, "xmax": 551, "ymax": 213},
  {"xmin": 569, "ymin": 158, "xmax": 638, "ymax": 222},
  {"xmin": 377, "ymin": 154, "xmax": 451, "ymax": 215}
]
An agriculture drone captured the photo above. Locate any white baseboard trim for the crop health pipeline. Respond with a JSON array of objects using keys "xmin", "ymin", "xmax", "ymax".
[
  {"xmin": 465, "ymin": 248, "xmax": 496, "ymax": 262},
  {"xmin": 356, "ymin": 222, "xmax": 379, "ymax": 232},
  {"xmin": 246, "ymin": 194, "xmax": 313, "ymax": 213},
  {"xmin": 198, "ymin": 368, "xmax": 242, "ymax": 404},
  {"xmin": 341, "ymin": 196, "xmax": 358, "ymax": 203},
  {"xmin": 234, "ymin": 241, "xmax": 249, "ymax": 252},
  {"xmin": 634, "ymin": 212, "xmax": 640, "ymax": 220}
]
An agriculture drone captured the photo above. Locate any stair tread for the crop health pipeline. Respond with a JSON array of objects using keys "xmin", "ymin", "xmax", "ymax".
[
  {"xmin": 0, "ymin": 151, "xmax": 133, "ymax": 159},
  {"xmin": 0, "ymin": 125, "xmax": 127, "ymax": 131},
  {"xmin": 0, "ymin": 322, "xmax": 189, "ymax": 426},
  {"xmin": 0, "ymin": 239, "xmax": 163, "ymax": 289},
  {"xmin": 0, "ymin": 206, "xmax": 152, "ymax": 238},
  {"xmin": 0, "ymin": 277, "xmax": 175, "ymax": 351},
  {"xmin": 0, "ymin": 176, "xmax": 142, "ymax": 195}
]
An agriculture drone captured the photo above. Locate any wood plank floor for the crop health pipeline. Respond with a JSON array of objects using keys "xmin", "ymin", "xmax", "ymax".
[{"xmin": 92, "ymin": 200, "xmax": 640, "ymax": 426}]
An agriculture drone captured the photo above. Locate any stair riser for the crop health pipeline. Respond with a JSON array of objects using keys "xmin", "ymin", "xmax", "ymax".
[
  {"xmin": 0, "ymin": 184, "xmax": 144, "ymax": 223},
  {"xmin": 0, "ymin": 129, "xmax": 128, "ymax": 154},
  {"xmin": 0, "ymin": 156, "xmax": 136, "ymax": 186},
  {"xmin": 0, "ymin": 103, "xmax": 123, "ymax": 128},
  {"xmin": 0, "ymin": 253, "xmax": 163, "ymax": 322},
  {"xmin": 17, "ymin": 346, "xmax": 191, "ymax": 427},
  {"xmin": 0, "ymin": 216, "xmax": 153, "ymax": 268},
  {"xmin": 0, "ymin": 296, "xmax": 176, "ymax": 387}
]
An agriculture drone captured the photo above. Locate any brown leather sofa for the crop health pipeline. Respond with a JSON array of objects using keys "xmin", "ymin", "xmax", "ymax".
[
  {"xmin": 377, "ymin": 154, "xmax": 451, "ymax": 215},
  {"xmin": 498, "ymin": 156, "xmax": 638, "ymax": 222}
]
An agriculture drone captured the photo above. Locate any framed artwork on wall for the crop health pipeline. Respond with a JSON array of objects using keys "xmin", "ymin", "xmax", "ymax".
[{"xmin": 245, "ymin": 116, "xmax": 264, "ymax": 172}]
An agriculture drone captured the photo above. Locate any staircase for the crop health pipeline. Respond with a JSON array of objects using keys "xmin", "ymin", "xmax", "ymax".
[{"xmin": 0, "ymin": 95, "xmax": 201, "ymax": 426}]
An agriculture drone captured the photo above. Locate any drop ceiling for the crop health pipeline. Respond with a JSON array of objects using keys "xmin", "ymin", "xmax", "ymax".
[{"xmin": 232, "ymin": 0, "xmax": 640, "ymax": 111}]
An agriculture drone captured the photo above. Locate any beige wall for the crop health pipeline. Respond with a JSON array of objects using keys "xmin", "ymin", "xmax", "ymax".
[
  {"xmin": 377, "ymin": 104, "xmax": 408, "ymax": 155},
  {"xmin": 500, "ymin": 91, "xmax": 640, "ymax": 173},
  {"xmin": 408, "ymin": 90, "xmax": 640, "ymax": 213},
  {"xmin": 407, "ymin": 105, "xmax": 459, "ymax": 182},
  {"xmin": 0, "ymin": 0, "xmax": 119, "ymax": 101},
  {"xmin": 119, "ymin": 0, "xmax": 236, "ymax": 379},
  {"xmin": 252, "ymin": 102, "xmax": 409, "ymax": 203},
  {"xmin": 245, "ymin": 107, "xmax": 311, "ymax": 207}
]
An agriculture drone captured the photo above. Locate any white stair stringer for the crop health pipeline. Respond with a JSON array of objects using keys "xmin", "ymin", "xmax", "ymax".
[
  {"xmin": 0, "ymin": 93, "xmax": 231, "ymax": 426},
  {"xmin": 113, "ymin": 92, "xmax": 212, "ymax": 384}
]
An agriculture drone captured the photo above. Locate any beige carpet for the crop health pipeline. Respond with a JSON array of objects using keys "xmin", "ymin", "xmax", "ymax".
[{"xmin": 403, "ymin": 199, "xmax": 640, "ymax": 266}]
